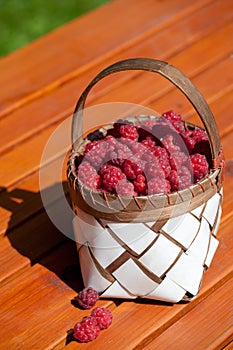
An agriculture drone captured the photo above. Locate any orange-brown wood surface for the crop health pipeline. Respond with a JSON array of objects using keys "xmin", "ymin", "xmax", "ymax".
[{"xmin": 0, "ymin": 0, "xmax": 232, "ymax": 349}]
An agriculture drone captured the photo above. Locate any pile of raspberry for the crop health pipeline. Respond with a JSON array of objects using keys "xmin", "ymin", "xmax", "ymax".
[
  {"xmin": 73, "ymin": 287, "xmax": 113, "ymax": 343},
  {"xmin": 75, "ymin": 110, "xmax": 211, "ymax": 196}
]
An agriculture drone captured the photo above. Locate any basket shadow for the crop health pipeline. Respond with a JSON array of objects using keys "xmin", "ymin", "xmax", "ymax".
[{"xmin": 1, "ymin": 181, "xmax": 84, "ymax": 293}]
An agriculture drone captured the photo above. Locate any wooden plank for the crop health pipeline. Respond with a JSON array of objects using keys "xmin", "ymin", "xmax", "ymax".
[
  {"xmin": 0, "ymin": 49, "xmax": 232, "ymax": 191},
  {"xmin": 0, "ymin": 204, "xmax": 67, "ymax": 285},
  {"xmin": 142, "ymin": 278, "xmax": 233, "ymax": 350},
  {"xmin": 147, "ymin": 50, "xmax": 233, "ymax": 118},
  {"xmin": 223, "ymin": 342, "xmax": 233, "ymax": 350},
  {"xmin": 0, "ymin": 0, "xmax": 213, "ymax": 118},
  {"xmin": 0, "ymin": 0, "xmax": 231, "ymax": 155},
  {"xmin": 0, "ymin": 260, "xmax": 115, "ymax": 350},
  {"xmin": 65, "ymin": 217, "xmax": 233, "ymax": 350},
  {"xmin": 0, "ymin": 213, "xmax": 232, "ymax": 350},
  {"xmin": 0, "ymin": 67, "xmax": 232, "ymax": 239}
]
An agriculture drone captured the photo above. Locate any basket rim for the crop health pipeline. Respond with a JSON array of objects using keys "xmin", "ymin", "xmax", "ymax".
[{"xmin": 67, "ymin": 116, "xmax": 223, "ymax": 222}]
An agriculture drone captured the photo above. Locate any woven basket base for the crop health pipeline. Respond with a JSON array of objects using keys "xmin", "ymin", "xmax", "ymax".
[{"xmin": 73, "ymin": 188, "xmax": 222, "ymax": 303}]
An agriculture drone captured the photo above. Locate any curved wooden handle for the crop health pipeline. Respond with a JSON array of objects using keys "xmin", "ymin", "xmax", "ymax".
[{"xmin": 72, "ymin": 58, "xmax": 221, "ymax": 164}]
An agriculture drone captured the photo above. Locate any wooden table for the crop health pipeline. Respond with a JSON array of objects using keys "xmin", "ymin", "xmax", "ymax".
[{"xmin": 0, "ymin": 0, "xmax": 233, "ymax": 349}]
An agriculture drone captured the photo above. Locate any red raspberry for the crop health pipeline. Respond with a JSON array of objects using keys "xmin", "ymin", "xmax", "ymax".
[
  {"xmin": 168, "ymin": 166, "xmax": 192, "ymax": 191},
  {"xmin": 182, "ymin": 130, "xmax": 196, "ymax": 152},
  {"xmin": 73, "ymin": 316, "xmax": 100, "ymax": 343},
  {"xmin": 191, "ymin": 128, "xmax": 209, "ymax": 142},
  {"xmin": 78, "ymin": 161, "xmax": 101, "ymax": 189},
  {"xmin": 147, "ymin": 177, "xmax": 171, "ymax": 195},
  {"xmin": 76, "ymin": 287, "xmax": 99, "ymax": 309},
  {"xmin": 108, "ymin": 139, "xmax": 133, "ymax": 162},
  {"xmin": 162, "ymin": 110, "xmax": 182, "ymax": 122},
  {"xmin": 141, "ymin": 136, "xmax": 156, "ymax": 151},
  {"xmin": 145, "ymin": 159, "xmax": 165, "ymax": 180},
  {"xmin": 140, "ymin": 119, "xmax": 158, "ymax": 130},
  {"xmin": 84, "ymin": 140, "xmax": 108, "ymax": 168},
  {"xmin": 116, "ymin": 180, "xmax": 135, "ymax": 196},
  {"xmin": 91, "ymin": 307, "xmax": 113, "ymax": 330},
  {"xmin": 162, "ymin": 134, "xmax": 180, "ymax": 153},
  {"xmin": 122, "ymin": 159, "xmax": 143, "ymax": 180},
  {"xmin": 191, "ymin": 154, "xmax": 209, "ymax": 181},
  {"xmin": 169, "ymin": 151, "xmax": 189, "ymax": 170},
  {"xmin": 153, "ymin": 146, "xmax": 171, "ymax": 177},
  {"xmin": 134, "ymin": 174, "xmax": 147, "ymax": 193},
  {"xmin": 102, "ymin": 165, "xmax": 126, "ymax": 193},
  {"xmin": 119, "ymin": 124, "xmax": 139, "ymax": 141}
]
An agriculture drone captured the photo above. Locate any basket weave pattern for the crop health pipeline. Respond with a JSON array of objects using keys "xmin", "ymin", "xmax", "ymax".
[
  {"xmin": 67, "ymin": 58, "xmax": 224, "ymax": 303},
  {"xmin": 72, "ymin": 188, "xmax": 222, "ymax": 302}
]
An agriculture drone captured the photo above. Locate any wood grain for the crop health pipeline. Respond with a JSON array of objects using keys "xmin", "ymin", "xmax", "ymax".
[
  {"xmin": 143, "ymin": 278, "xmax": 233, "ymax": 350},
  {"xmin": 0, "ymin": 0, "xmax": 231, "ymax": 156},
  {"xmin": 0, "ymin": 0, "xmax": 213, "ymax": 118},
  {"xmin": 0, "ymin": 1, "xmax": 232, "ymax": 349}
]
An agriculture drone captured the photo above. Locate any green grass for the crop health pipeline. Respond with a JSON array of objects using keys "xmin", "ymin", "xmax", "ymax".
[{"xmin": 0, "ymin": 0, "xmax": 109, "ymax": 57}]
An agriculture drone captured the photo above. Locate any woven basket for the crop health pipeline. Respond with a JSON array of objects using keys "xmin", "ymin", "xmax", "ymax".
[{"xmin": 67, "ymin": 58, "xmax": 224, "ymax": 303}]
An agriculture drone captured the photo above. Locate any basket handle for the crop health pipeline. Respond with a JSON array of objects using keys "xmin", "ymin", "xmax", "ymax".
[{"xmin": 72, "ymin": 58, "xmax": 222, "ymax": 167}]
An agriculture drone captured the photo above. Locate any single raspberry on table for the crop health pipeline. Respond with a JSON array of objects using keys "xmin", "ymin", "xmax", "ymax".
[
  {"xmin": 191, "ymin": 153, "xmax": 209, "ymax": 181},
  {"xmin": 119, "ymin": 124, "xmax": 139, "ymax": 141},
  {"xmin": 76, "ymin": 287, "xmax": 99, "ymax": 309},
  {"xmin": 102, "ymin": 165, "xmax": 126, "ymax": 193},
  {"xmin": 77, "ymin": 161, "xmax": 101, "ymax": 189},
  {"xmin": 116, "ymin": 179, "xmax": 135, "ymax": 196},
  {"xmin": 147, "ymin": 177, "xmax": 171, "ymax": 195},
  {"xmin": 91, "ymin": 307, "xmax": 113, "ymax": 330},
  {"xmin": 73, "ymin": 316, "xmax": 100, "ymax": 343}
]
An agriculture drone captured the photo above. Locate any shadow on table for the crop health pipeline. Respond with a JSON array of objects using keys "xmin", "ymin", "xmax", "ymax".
[{"xmin": 0, "ymin": 181, "xmax": 84, "ymax": 293}]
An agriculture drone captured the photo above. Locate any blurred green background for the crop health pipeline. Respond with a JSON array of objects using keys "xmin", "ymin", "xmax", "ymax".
[{"xmin": 0, "ymin": 0, "xmax": 109, "ymax": 58}]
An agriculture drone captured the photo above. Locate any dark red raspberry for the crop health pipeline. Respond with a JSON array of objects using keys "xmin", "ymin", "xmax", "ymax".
[
  {"xmin": 116, "ymin": 180, "xmax": 135, "ymax": 196},
  {"xmin": 162, "ymin": 110, "xmax": 182, "ymax": 122},
  {"xmin": 168, "ymin": 166, "xmax": 192, "ymax": 191},
  {"xmin": 169, "ymin": 151, "xmax": 189, "ymax": 170},
  {"xmin": 76, "ymin": 287, "xmax": 99, "ymax": 309},
  {"xmin": 91, "ymin": 307, "xmax": 113, "ymax": 330},
  {"xmin": 147, "ymin": 177, "xmax": 171, "ymax": 195},
  {"xmin": 78, "ymin": 161, "xmax": 101, "ymax": 189},
  {"xmin": 119, "ymin": 124, "xmax": 139, "ymax": 141},
  {"xmin": 191, "ymin": 154, "xmax": 209, "ymax": 181},
  {"xmin": 122, "ymin": 159, "xmax": 143, "ymax": 180},
  {"xmin": 73, "ymin": 316, "xmax": 100, "ymax": 343},
  {"xmin": 102, "ymin": 165, "xmax": 126, "ymax": 193}
]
